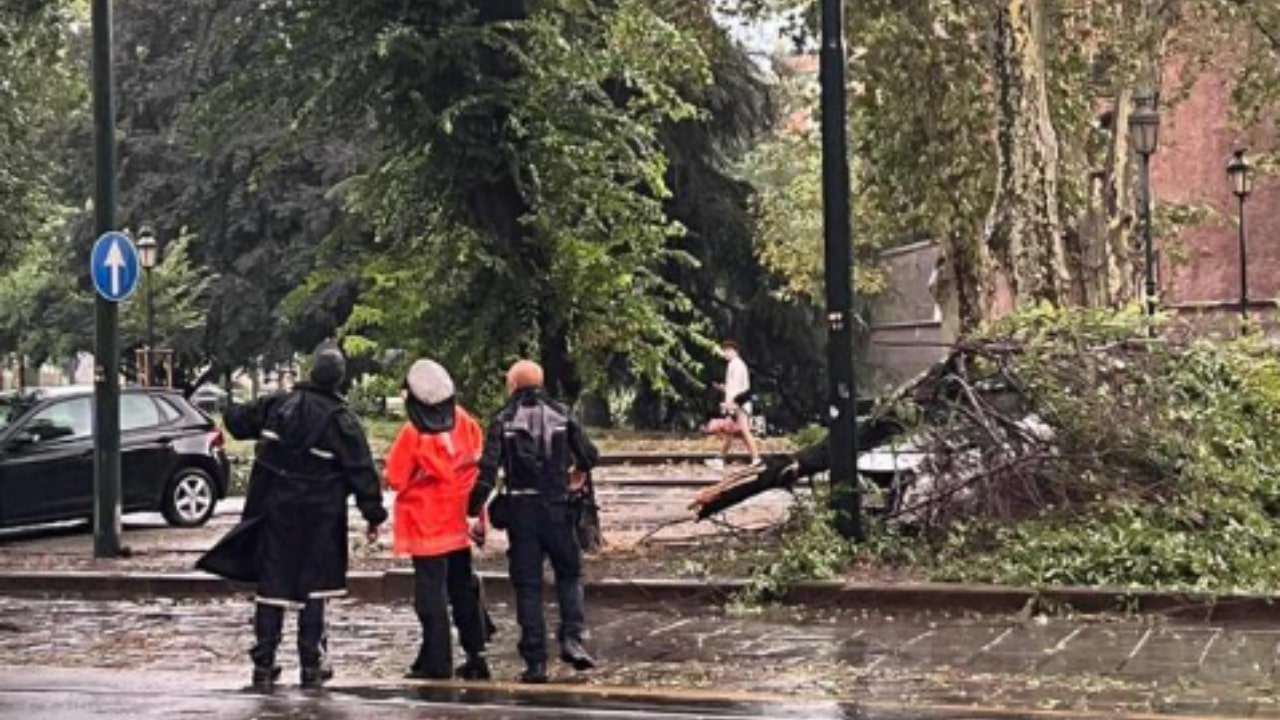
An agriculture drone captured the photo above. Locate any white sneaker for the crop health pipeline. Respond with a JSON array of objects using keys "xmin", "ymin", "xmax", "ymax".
[
  {"xmin": 704, "ymin": 457, "xmax": 725, "ymax": 471},
  {"xmin": 748, "ymin": 457, "xmax": 765, "ymax": 470}
]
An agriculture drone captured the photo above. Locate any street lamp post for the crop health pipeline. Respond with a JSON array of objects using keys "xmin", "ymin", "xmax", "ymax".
[
  {"xmin": 1129, "ymin": 93, "xmax": 1161, "ymax": 323},
  {"xmin": 1226, "ymin": 148, "xmax": 1254, "ymax": 326},
  {"xmin": 137, "ymin": 227, "xmax": 158, "ymax": 371}
]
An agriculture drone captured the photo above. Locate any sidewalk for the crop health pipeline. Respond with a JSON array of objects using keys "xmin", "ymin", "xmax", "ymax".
[{"xmin": 1, "ymin": 595, "xmax": 1277, "ymax": 716}]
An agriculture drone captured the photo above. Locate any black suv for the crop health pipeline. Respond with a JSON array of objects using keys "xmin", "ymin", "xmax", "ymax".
[{"xmin": 0, "ymin": 386, "xmax": 230, "ymax": 529}]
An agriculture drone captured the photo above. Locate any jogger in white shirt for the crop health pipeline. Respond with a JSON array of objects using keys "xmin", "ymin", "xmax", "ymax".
[{"xmin": 707, "ymin": 339, "xmax": 762, "ymax": 471}]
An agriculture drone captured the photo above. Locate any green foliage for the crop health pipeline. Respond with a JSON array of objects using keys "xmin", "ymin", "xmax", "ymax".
[
  {"xmin": 0, "ymin": 223, "xmax": 80, "ymax": 364},
  {"xmin": 729, "ymin": 0, "xmax": 1278, "ymax": 325},
  {"xmin": 205, "ymin": 0, "xmax": 740, "ymax": 409},
  {"xmin": 734, "ymin": 1, "xmax": 994, "ymax": 307},
  {"xmin": 736, "ymin": 490, "xmax": 855, "ymax": 606},
  {"xmin": 0, "ymin": 0, "xmax": 84, "ymax": 266},
  {"xmin": 895, "ymin": 306, "xmax": 1280, "ymax": 592},
  {"xmin": 346, "ymin": 373, "xmax": 401, "ymax": 417},
  {"xmin": 743, "ymin": 127, "xmax": 888, "ymax": 303},
  {"xmin": 788, "ymin": 423, "xmax": 828, "ymax": 449},
  {"xmin": 120, "ymin": 232, "xmax": 216, "ymax": 356}
]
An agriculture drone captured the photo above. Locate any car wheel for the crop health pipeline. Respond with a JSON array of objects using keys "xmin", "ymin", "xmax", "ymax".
[{"xmin": 162, "ymin": 467, "xmax": 218, "ymax": 528}]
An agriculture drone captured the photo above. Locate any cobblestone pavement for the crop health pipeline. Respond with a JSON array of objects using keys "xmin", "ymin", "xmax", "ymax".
[
  {"xmin": 1, "ymin": 596, "xmax": 1278, "ymax": 715},
  {"xmin": 0, "ymin": 463, "xmax": 794, "ymax": 574}
]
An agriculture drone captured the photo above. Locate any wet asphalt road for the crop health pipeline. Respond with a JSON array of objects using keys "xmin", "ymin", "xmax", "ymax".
[
  {"xmin": 0, "ymin": 666, "xmax": 862, "ymax": 720},
  {"xmin": 5, "ymin": 595, "xmax": 1280, "ymax": 716},
  {"xmin": 3, "ymin": 665, "xmax": 1190, "ymax": 720}
]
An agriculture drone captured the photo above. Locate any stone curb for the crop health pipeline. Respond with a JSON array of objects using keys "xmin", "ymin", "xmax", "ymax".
[{"xmin": 1, "ymin": 570, "xmax": 1278, "ymax": 621}]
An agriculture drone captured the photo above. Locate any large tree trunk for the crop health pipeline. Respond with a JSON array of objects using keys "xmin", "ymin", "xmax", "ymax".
[
  {"xmin": 1073, "ymin": 0, "xmax": 1183, "ymax": 308},
  {"xmin": 1070, "ymin": 95, "xmax": 1137, "ymax": 308},
  {"xmin": 1095, "ymin": 89, "xmax": 1139, "ymax": 306},
  {"xmin": 931, "ymin": 233, "xmax": 987, "ymax": 340},
  {"xmin": 982, "ymin": 0, "xmax": 1070, "ymax": 313}
]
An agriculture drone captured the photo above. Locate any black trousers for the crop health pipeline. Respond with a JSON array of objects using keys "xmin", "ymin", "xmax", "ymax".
[
  {"xmin": 250, "ymin": 598, "xmax": 325, "ymax": 669},
  {"xmin": 507, "ymin": 497, "xmax": 586, "ymax": 665},
  {"xmin": 412, "ymin": 548, "xmax": 488, "ymax": 677}
]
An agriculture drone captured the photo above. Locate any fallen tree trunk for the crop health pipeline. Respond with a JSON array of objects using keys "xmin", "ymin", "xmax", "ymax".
[{"xmin": 690, "ymin": 415, "xmax": 907, "ymax": 519}]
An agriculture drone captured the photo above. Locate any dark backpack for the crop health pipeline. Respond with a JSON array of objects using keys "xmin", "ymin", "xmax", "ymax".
[{"xmin": 569, "ymin": 472, "xmax": 604, "ymax": 553}]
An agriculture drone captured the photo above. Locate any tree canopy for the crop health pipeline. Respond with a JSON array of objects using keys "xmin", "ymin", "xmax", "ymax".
[
  {"xmin": 730, "ymin": 0, "xmax": 1279, "ymax": 337},
  {"xmin": 0, "ymin": 0, "xmax": 1275, "ymax": 425}
]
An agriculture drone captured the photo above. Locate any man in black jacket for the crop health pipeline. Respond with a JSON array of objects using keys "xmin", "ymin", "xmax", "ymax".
[
  {"xmin": 467, "ymin": 360, "xmax": 599, "ymax": 684},
  {"xmin": 201, "ymin": 345, "xmax": 387, "ymax": 690}
]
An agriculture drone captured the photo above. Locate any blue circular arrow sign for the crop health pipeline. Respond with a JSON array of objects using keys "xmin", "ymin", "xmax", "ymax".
[{"xmin": 90, "ymin": 231, "xmax": 141, "ymax": 303}]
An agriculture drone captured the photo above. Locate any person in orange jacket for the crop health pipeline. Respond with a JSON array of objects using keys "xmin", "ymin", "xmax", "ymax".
[{"xmin": 384, "ymin": 359, "xmax": 492, "ymax": 680}]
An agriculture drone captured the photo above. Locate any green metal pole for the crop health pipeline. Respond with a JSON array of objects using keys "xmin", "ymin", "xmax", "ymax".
[
  {"xmin": 820, "ymin": 0, "xmax": 861, "ymax": 540},
  {"xmin": 92, "ymin": 0, "xmax": 123, "ymax": 558}
]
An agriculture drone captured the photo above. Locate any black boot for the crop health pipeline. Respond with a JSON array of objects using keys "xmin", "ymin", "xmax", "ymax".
[
  {"xmin": 300, "ymin": 666, "xmax": 327, "ymax": 689},
  {"xmin": 405, "ymin": 665, "xmax": 452, "ymax": 680},
  {"xmin": 560, "ymin": 638, "xmax": 596, "ymax": 671},
  {"xmin": 250, "ymin": 604, "xmax": 285, "ymax": 690},
  {"xmin": 251, "ymin": 664, "xmax": 281, "ymax": 691},
  {"xmin": 519, "ymin": 662, "xmax": 548, "ymax": 684},
  {"xmin": 319, "ymin": 633, "xmax": 334, "ymax": 681},
  {"xmin": 405, "ymin": 648, "xmax": 452, "ymax": 680},
  {"xmin": 456, "ymin": 654, "xmax": 492, "ymax": 681}
]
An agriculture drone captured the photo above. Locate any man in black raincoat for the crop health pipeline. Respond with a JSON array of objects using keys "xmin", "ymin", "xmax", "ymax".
[{"xmin": 198, "ymin": 345, "xmax": 387, "ymax": 690}]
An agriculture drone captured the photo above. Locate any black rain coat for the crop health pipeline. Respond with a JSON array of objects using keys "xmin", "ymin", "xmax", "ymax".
[{"xmin": 197, "ymin": 384, "xmax": 387, "ymax": 605}]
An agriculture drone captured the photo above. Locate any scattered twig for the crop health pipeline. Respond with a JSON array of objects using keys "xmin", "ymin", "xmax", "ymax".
[
  {"xmin": 887, "ymin": 452, "xmax": 1060, "ymax": 523},
  {"xmin": 636, "ymin": 517, "xmax": 698, "ymax": 545}
]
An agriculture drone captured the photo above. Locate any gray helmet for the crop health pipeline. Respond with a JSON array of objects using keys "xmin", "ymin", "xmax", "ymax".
[
  {"xmin": 404, "ymin": 359, "xmax": 457, "ymax": 433},
  {"xmin": 309, "ymin": 344, "xmax": 347, "ymax": 391}
]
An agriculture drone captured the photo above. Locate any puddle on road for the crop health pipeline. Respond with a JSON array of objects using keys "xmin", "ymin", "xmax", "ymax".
[{"xmin": 329, "ymin": 682, "xmax": 858, "ymax": 718}]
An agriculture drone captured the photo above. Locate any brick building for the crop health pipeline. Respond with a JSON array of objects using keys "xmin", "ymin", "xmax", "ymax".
[
  {"xmin": 1154, "ymin": 61, "xmax": 1278, "ymax": 332},
  {"xmin": 863, "ymin": 55, "xmax": 1278, "ymax": 391}
]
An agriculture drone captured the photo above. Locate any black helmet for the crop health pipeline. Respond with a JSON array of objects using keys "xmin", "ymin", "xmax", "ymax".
[{"xmin": 309, "ymin": 344, "xmax": 347, "ymax": 391}]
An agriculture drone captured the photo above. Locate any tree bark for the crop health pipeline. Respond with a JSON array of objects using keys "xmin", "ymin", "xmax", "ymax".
[
  {"xmin": 931, "ymin": 234, "xmax": 987, "ymax": 339},
  {"xmin": 1100, "ymin": 89, "xmax": 1139, "ymax": 305},
  {"xmin": 982, "ymin": 0, "xmax": 1070, "ymax": 313},
  {"xmin": 1070, "ymin": 93, "xmax": 1138, "ymax": 308}
]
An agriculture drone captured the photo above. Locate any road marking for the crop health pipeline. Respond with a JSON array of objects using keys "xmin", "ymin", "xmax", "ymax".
[
  {"xmin": 1048, "ymin": 625, "xmax": 1084, "ymax": 653},
  {"xmin": 694, "ymin": 622, "xmax": 740, "ymax": 649},
  {"xmin": 647, "ymin": 618, "xmax": 694, "ymax": 637},
  {"xmin": 866, "ymin": 628, "xmax": 934, "ymax": 671},
  {"xmin": 963, "ymin": 625, "xmax": 1014, "ymax": 666},
  {"xmin": 1116, "ymin": 626, "xmax": 1154, "ymax": 672},
  {"xmin": 1197, "ymin": 627, "xmax": 1222, "ymax": 668}
]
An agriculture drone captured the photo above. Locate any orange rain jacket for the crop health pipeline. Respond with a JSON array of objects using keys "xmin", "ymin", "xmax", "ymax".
[{"xmin": 384, "ymin": 407, "xmax": 484, "ymax": 558}]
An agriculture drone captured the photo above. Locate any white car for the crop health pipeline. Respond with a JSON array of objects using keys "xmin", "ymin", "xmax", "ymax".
[
  {"xmin": 190, "ymin": 385, "xmax": 229, "ymax": 413},
  {"xmin": 856, "ymin": 414, "xmax": 1054, "ymax": 522}
]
